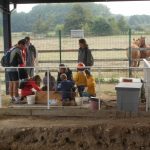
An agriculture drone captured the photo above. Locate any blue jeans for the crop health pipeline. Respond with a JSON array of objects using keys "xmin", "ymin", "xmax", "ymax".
[{"xmin": 77, "ymin": 85, "xmax": 85, "ymax": 97}]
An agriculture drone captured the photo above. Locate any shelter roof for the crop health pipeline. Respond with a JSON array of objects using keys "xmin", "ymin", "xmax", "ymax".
[{"xmin": 9, "ymin": 0, "xmax": 150, "ymax": 4}]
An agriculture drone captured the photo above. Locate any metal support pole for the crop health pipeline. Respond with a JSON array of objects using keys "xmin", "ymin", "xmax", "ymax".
[
  {"xmin": 35, "ymin": 49, "xmax": 39, "ymax": 75},
  {"xmin": 59, "ymin": 30, "xmax": 62, "ymax": 64},
  {"xmin": 2, "ymin": 1, "xmax": 12, "ymax": 94},
  {"xmin": 98, "ymin": 68, "xmax": 101, "ymax": 110},
  {"xmin": 47, "ymin": 68, "xmax": 50, "ymax": 109},
  {"xmin": 0, "ymin": 79, "xmax": 2, "ymax": 108},
  {"xmin": 128, "ymin": 28, "xmax": 132, "ymax": 77}
]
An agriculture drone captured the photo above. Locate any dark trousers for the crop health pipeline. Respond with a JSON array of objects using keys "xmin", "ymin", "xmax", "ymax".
[
  {"xmin": 18, "ymin": 68, "xmax": 27, "ymax": 80},
  {"xmin": 26, "ymin": 68, "xmax": 34, "ymax": 77},
  {"xmin": 77, "ymin": 85, "xmax": 85, "ymax": 97}
]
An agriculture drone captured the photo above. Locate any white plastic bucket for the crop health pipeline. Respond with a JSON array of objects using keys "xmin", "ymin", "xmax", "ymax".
[
  {"xmin": 75, "ymin": 97, "xmax": 82, "ymax": 106},
  {"xmin": 27, "ymin": 95, "xmax": 35, "ymax": 105},
  {"xmin": 48, "ymin": 99, "xmax": 57, "ymax": 106},
  {"xmin": 82, "ymin": 97, "xmax": 89, "ymax": 102}
]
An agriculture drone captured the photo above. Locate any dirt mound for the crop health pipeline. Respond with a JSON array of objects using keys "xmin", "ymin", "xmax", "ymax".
[{"xmin": 0, "ymin": 116, "xmax": 150, "ymax": 150}]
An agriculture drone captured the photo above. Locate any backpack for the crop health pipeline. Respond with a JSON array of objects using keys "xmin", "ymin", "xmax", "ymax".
[
  {"xmin": 1, "ymin": 47, "xmax": 17, "ymax": 67},
  {"xmin": 19, "ymin": 78, "xmax": 28, "ymax": 89}
]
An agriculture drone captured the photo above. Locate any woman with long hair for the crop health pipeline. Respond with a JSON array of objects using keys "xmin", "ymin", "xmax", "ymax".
[{"xmin": 78, "ymin": 39, "xmax": 94, "ymax": 67}]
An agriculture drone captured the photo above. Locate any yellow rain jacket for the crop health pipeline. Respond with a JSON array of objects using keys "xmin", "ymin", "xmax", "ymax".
[
  {"xmin": 73, "ymin": 71, "xmax": 87, "ymax": 86},
  {"xmin": 86, "ymin": 75, "xmax": 96, "ymax": 96}
]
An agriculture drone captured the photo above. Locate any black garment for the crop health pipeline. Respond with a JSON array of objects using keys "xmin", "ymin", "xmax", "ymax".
[
  {"xmin": 77, "ymin": 85, "xmax": 85, "ymax": 97},
  {"xmin": 26, "ymin": 43, "xmax": 36, "ymax": 77},
  {"xmin": 26, "ymin": 43, "xmax": 36, "ymax": 66},
  {"xmin": 27, "ymin": 68, "xmax": 34, "ymax": 77},
  {"xmin": 78, "ymin": 47, "xmax": 94, "ymax": 66},
  {"xmin": 18, "ymin": 68, "xmax": 28, "ymax": 80},
  {"xmin": 8, "ymin": 71, "xmax": 19, "ymax": 81},
  {"xmin": 57, "ymin": 68, "xmax": 73, "ymax": 84}
]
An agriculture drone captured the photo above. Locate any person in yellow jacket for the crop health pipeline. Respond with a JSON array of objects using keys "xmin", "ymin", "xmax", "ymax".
[
  {"xmin": 74, "ymin": 63, "xmax": 87, "ymax": 97},
  {"xmin": 85, "ymin": 69, "xmax": 96, "ymax": 97}
]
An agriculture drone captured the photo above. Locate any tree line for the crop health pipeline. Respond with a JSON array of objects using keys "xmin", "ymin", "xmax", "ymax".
[{"xmin": 0, "ymin": 3, "xmax": 150, "ymax": 35}]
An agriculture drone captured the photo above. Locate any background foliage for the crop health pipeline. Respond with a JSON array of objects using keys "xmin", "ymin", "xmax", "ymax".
[{"xmin": 0, "ymin": 3, "xmax": 150, "ymax": 35}]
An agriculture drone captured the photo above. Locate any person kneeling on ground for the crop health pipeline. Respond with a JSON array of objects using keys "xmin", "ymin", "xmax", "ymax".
[
  {"xmin": 73, "ymin": 63, "xmax": 87, "ymax": 97},
  {"xmin": 42, "ymin": 72, "xmax": 56, "ymax": 91},
  {"xmin": 58, "ymin": 73, "xmax": 75, "ymax": 106},
  {"xmin": 57, "ymin": 64, "xmax": 73, "ymax": 89},
  {"xmin": 20, "ymin": 75, "xmax": 42, "ymax": 102},
  {"xmin": 85, "ymin": 69, "xmax": 96, "ymax": 97}
]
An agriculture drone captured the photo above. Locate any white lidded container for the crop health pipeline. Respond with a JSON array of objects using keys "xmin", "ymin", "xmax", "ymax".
[
  {"xmin": 75, "ymin": 97, "xmax": 82, "ymax": 106},
  {"xmin": 26, "ymin": 95, "xmax": 35, "ymax": 105}
]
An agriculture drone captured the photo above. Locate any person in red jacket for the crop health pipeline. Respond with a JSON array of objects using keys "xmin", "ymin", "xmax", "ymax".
[{"xmin": 21, "ymin": 75, "xmax": 42, "ymax": 98}]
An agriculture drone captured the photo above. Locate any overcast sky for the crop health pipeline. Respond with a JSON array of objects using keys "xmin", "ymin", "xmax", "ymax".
[{"xmin": 16, "ymin": 1, "xmax": 150, "ymax": 16}]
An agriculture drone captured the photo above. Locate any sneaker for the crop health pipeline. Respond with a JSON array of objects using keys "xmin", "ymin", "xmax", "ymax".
[
  {"xmin": 20, "ymin": 100, "xmax": 27, "ymax": 104},
  {"xmin": 13, "ymin": 100, "xmax": 21, "ymax": 104},
  {"xmin": 14, "ymin": 99, "xmax": 27, "ymax": 104},
  {"xmin": 10, "ymin": 97, "xmax": 15, "ymax": 104}
]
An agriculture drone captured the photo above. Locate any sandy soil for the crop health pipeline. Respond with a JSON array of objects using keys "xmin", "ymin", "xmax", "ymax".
[
  {"xmin": 0, "ymin": 115, "xmax": 150, "ymax": 150},
  {"xmin": 0, "ymin": 83, "xmax": 147, "ymax": 150}
]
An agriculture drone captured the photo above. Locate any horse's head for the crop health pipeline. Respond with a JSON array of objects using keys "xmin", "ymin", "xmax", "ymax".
[
  {"xmin": 132, "ymin": 38, "xmax": 140, "ymax": 47},
  {"xmin": 139, "ymin": 36, "xmax": 146, "ymax": 48}
]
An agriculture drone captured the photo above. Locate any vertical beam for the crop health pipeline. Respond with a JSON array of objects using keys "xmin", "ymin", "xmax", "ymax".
[
  {"xmin": 2, "ymin": 0, "xmax": 11, "ymax": 50},
  {"xmin": 2, "ymin": 0, "xmax": 11, "ymax": 94},
  {"xmin": 59, "ymin": 30, "xmax": 62, "ymax": 64},
  {"xmin": 128, "ymin": 28, "xmax": 132, "ymax": 77}
]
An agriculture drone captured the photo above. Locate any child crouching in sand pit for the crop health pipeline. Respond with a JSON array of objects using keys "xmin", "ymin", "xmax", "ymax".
[
  {"xmin": 58, "ymin": 73, "xmax": 75, "ymax": 106},
  {"xmin": 42, "ymin": 72, "xmax": 56, "ymax": 91},
  {"xmin": 73, "ymin": 63, "xmax": 87, "ymax": 97},
  {"xmin": 85, "ymin": 69, "xmax": 96, "ymax": 97},
  {"xmin": 20, "ymin": 75, "xmax": 42, "ymax": 102}
]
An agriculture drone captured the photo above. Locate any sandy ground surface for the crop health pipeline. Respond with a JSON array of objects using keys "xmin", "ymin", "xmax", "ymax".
[
  {"xmin": 0, "ymin": 115, "xmax": 150, "ymax": 150},
  {"xmin": 0, "ymin": 83, "xmax": 148, "ymax": 150},
  {"xmin": 0, "ymin": 115, "xmax": 150, "ymax": 129}
]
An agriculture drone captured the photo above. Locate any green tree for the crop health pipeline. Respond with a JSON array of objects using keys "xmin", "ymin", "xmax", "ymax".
[
  {"xmin": 11, "ymin": 11, "xmax": 30, "ymax": 32},
  {"xmin": 64, "ymin": 4, "xmax": 92, "ymax": 34},
  {"xmin": 91, "ymin": 17, "xmax": 113, "ymax": 35},
  {"xmin": 82, "ymin": 3, "xmax": 111, "ymax": 17},
  {"xmin": 117, "ymin": 16, "xmax": 129, "ymax": 32},
  {"xmin": 55, "ymin": 24, "xmax": 64, "ymax": 33},
  {"xmin": 108, "ymin": 17, "xmax": 120, "ymax": 34},
  {"xmin": 32, "ymin": 17, "xmax": 50, "ymax": 34}
]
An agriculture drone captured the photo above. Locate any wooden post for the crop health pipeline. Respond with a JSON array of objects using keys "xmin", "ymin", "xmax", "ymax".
[{"xmin": 2, "ymin": 0, "xmax": 12, "ymax": 94}]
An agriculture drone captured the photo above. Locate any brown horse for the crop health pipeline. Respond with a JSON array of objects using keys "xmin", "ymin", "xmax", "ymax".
[
  {"xmin": 137, "ymin": 36, "xmax": 150, "ymax": 66},
  {"xmin": 127, "ymin": 37, "xmax": 150, "ymax": 67},
  {"xmin": 139, "ymin": 37, "xmax": 150, "ymax": 57},
  {"xmin": 127, "ymin": 38, "xmax": 140, "ymax": 67}
]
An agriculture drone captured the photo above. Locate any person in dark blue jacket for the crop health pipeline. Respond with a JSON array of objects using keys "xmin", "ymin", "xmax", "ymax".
[{"xmin": 59, "ymin": 73, "xmax": 74, "ymax": 102}]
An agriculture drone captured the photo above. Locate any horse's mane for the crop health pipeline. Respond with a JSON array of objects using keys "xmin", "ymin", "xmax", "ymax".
[{"xmin": 139, "ymin": 36, "xmax": 146, "ymax": 48}]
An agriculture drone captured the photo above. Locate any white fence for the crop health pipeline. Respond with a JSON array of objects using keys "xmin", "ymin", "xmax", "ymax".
[
  {"xmin": 143, "ymin": 59, "xmax": 150, "ymax": 112},
  {"xmin": 0, "ymin": 66, "xmax": 101, "ymax": 110},
  {"xmin": 0, "ymin": 64, "xmax": 148, "ymax": 111}
]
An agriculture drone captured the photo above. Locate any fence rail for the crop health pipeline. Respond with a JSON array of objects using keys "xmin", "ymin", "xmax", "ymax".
[{"xmin": 1, "ymin": 48, "xmax": 150, "ymax": 53}]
